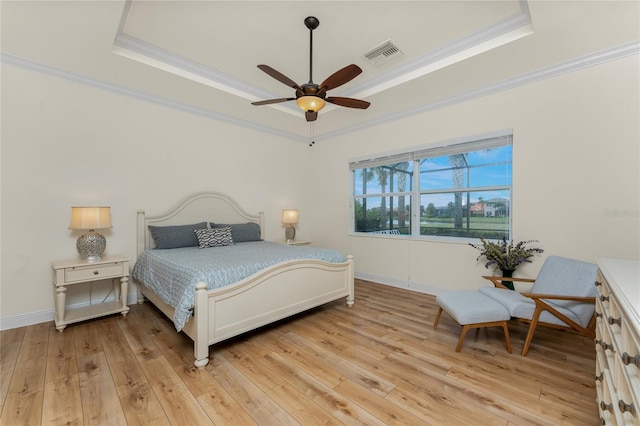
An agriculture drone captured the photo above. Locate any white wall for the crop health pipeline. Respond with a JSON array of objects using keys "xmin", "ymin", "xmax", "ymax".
[
  {"xmin": 308, "ymin": 54, "xmax": 640, "ymax": 293},
  {"xmin": 0, "ymin": 65, "xmax": 316, "ymax": 325},
  {"xmin": 2, "ymin": 48, "xmax": 638, "ymax": 329}
]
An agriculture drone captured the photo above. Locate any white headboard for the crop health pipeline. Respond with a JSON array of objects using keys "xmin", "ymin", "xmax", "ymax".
[{"xmin": 136, "ymin": 192, "xmax": 265, "ymax": 257}]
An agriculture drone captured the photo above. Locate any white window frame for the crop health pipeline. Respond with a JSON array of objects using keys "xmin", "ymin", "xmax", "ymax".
[{"xmin": 349, "ymin": 129, "xmax": 513, "ymax": 242}]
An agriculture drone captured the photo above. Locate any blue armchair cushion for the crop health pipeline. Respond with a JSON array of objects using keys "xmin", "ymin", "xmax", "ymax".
[
  {"xmin": 480, "ymin": 255, "xmax": 597, "ymax": 328},
  {"xmin": 478, "ymin": 287, "xmax": 582, "ymax": 327},
  {"xmin": 531, "ymin": 256, "xmax": 597, "ymax": 327}
]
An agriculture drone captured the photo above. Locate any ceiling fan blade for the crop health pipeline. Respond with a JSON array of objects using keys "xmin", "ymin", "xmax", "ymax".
[
  {"xmin": 326, "ymin": 97, "xmax": 370, "ymax": 109},
  {"xmin": 251, "ymin": 98, "xmax": 295, "ymax": 106},
  {"xmin": 305, "ymin": 111, "xmax": 318, "ymax": 122},
  {"xmin": 257, "ymin": 65, "xmax": 303, "ymax": 92},
  {"xmin": 318, "ymin": 64, "xmax": 362, "ymax": 94}
]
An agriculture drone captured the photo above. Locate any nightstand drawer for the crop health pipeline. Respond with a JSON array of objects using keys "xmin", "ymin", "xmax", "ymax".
[{"xmin": 65, "ymin": 262, "xmax": 125, "ymax": 283}]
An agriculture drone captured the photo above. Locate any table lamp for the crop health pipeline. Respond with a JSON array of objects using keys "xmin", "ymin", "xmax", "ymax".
[
  {"xmin": 69, "ymin": 206, "xmax": 112, "ymax": 262},
  {"xmin": 282, "ymin": 209, "xmax": 299, "ymax": 242}
]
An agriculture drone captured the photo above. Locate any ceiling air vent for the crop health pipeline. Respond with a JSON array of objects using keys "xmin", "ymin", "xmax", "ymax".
[{"xmin": 363, "ymin": 40, "xmax": 404, "ymax": 66}]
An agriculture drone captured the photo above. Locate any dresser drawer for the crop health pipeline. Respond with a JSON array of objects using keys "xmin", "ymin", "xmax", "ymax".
[
  {"xmin": 614, "ymin": 355, "xmax": 639, "ymax": 424},
  {"xmin": 621, "ymin": 326, "xmax": 640, "ymax": 420},
  {"xmin": 596, "ymin": 345, "xmax": 611, "ymax": 383},
  {"xmin": 64, "ymin": 262, "xmax": 125, "ymax": 283},
  {"xmin": 597, "ymin": 270, "xmax": 612, "ymax": 299},
  {"xmin": 597, "ymin": 316, "xmax": 618, "ymax": 365},
  {"xmin": 607, "ymin": 294, "xmax": 625, "ymax": 355},
  {"xmin": 597, "ymin": 297, "xmax": 609, "ymax": 338},
  {"xmin": 597, "ymin": 365, "xmax": 622, "ymax": 425}
]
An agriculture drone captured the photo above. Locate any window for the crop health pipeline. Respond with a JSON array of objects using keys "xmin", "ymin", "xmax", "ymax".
[
  {"xmin": 353, "ymin": 161, "xmax": 414, "ymax": 235},
  {"xmin": 350, "ymin": 131, "xmax": 512, "ymax": 240}
]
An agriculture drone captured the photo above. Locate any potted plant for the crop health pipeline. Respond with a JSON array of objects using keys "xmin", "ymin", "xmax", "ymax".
[{"xmin": 469, "ymin": 237, "xmax": 544, "ymax": 290}]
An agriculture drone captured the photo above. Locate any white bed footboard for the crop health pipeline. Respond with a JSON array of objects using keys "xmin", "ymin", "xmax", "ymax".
[{"xmin": 134, "ymin": 192, "xmax": 354, "ymax": 368}]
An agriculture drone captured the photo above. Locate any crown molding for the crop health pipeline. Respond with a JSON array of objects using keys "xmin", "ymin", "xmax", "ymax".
[
  {"xmin": 316, "ymin": 40, "xmax": 640, "ymax": 142},
  {"xmin": 113, "ymin": 0, "xmax": 301, "ymax": 117},
  {"xmin": 342, "ymin": 2, "xmax": 533, "ymax": 99},
  {"xmin": 2, "ymin": 40, "xmax": 637, "ymax": 144},
  {"xmin": 0, "ymin": 53, "xmax": 307, "ymax": 143},
  {"xmin": 113, "ymin": 32, "xmax": 298, "ymax": 114},
  {"xmin": 113, "ymin": 0, "xmax": 532, "ymax": 115},
  {"xmin": 112, "ymin": 33, "xmax": 310, "ymax": 118}
]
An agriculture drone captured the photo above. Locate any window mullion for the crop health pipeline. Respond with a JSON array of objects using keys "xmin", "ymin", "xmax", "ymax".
[
  {"xmin": 420, "ymin": 185, "xmax": 511, "ymax": 196},
  {"xmin": 412, "ymin": 159, "xmax": 420, "ymax": 236},
  {"xmin": 356, "ymin": 192, "xmax": 412, "ymax": 199}
]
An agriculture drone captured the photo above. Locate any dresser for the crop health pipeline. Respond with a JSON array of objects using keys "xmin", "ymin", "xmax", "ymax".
[{"xmin": 595, "ymin": 258, "xmax": 640, "ymax": 425}]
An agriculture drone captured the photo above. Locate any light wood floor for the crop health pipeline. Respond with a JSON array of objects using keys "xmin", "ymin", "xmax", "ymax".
[{"xmin": 1, "ymin": 279, "xmax": 598, "ymax": 425}]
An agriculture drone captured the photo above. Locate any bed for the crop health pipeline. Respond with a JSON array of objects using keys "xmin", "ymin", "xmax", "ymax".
[{"xmin": 133, "ymin": 191, "xmax": 354, "ymax": 368}]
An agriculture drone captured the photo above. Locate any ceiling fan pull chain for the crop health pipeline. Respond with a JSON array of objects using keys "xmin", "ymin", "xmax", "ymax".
[{"xmin": 309, "ymin": 122, "xmax": 315, "ymax": 147}]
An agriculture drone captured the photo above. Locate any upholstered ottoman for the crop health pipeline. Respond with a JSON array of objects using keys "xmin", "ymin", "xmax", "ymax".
[{"xmin": 434, "ymin": 291, "xmax": 512, "ymax": 353}]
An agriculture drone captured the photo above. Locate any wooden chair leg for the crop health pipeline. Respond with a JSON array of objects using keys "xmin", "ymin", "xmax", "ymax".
[
  {"xmin": 501, "ymin": 321, "xmax": 512, "ymax": 354},
  {"xmin": 522, "ymin": 306, "xmax": 543, "ymax": 356},
  {"xmin": 456, "ymin": 324, "xmax": 471, "ymax": 352},
  {"xmin": 433, "ymin": 307, "xmax": 443, "ymax": 327}
]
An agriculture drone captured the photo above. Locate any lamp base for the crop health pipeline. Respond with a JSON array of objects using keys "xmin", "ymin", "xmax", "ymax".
[
  {"xmin": 77, "ymin": 230, "xmax": 106, "ymax": 262},
  {"xmin": 285, "ymin": 224, "xmax": 296, "ymax": 242}
]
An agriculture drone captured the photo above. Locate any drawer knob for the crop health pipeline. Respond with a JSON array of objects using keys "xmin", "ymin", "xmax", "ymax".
[
  {"xmin": 595, "ymin": 281, "xmax": 602, "ymax": 287},
  {"xmin": 600, "ymin": 417, "xmax": 606, "ymax": 426},
  {"xmin": 600, "ymin": 401, "xmax": 614, "ymax": 413},
  {"xmin": 599, "ymin": 295, "xmax": 609, "ymax": 302},
  {"xmin": 607, "ymin": 316, "xmax": 621, "ymax": 326},
  {"xmin": 618, "ymin": 400, "xmax": 635, "ymax": 415},
  {"xmin": 622, "ymin": 352, "xmax": 640, "ymax": 367},
  {"xmin": 595, "ymin": 339, "xmax": 614, "ymax": 351},
  {"xmin": 595, "ymin": 312, "xmax": 603, "ymax": 319},
  {"xmin": 93, "ymin": 270, "xmax": 99, "ymax": 275},
  {"xmin": 594, "ymin": 372, "xmax": 604, "ymax": 382}
]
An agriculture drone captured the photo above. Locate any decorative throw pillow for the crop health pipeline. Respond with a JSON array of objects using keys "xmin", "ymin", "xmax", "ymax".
[
  {"xmin": 210, "ymin": 222, "xmax": 262, "ymax": 242},
  {"xmin": 194, "ymin": 227, "xmax": 235, "ymax": 248},
  {"xmin": 148, "ymin": 222, "xmax": 208, "ymax": 249}
]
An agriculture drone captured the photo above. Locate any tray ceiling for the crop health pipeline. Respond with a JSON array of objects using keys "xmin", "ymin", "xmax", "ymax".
[{"xmin": 2, "ymin": 1, "xmax": 638, "ymax": 144}]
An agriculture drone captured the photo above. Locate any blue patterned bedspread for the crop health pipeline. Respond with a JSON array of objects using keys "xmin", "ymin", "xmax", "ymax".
[{"xmin": 132, "ymin": 241, "xmax": 347, "ymax": 331}]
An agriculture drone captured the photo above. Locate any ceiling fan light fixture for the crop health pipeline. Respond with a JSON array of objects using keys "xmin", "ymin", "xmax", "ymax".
[
  {"xmin": 252, "ymin": 16, "xmax": 369, "ymax": 122},
  {"xmin": 296, "ymin": 96, "xmax": 326, "ymax": 113}
]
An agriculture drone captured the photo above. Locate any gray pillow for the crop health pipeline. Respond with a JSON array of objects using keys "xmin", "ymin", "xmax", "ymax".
[
  {"xmin": 210, "ymin": 222, "xmax": 261, "ymax": 242},
  {"xmin": 148, "ymin": 222, "xmax": 208, "ymax": 249}
]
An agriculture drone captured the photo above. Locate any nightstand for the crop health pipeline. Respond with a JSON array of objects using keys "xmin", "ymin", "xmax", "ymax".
[{"xmin": 51, "ymin": 255, "xmax": 130, "ymax": 331}]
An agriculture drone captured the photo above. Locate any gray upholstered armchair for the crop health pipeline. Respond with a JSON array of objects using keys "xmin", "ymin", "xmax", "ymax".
[{"xmin": 479, "ymin": 255, "xmax": 598, "ymax": 356}]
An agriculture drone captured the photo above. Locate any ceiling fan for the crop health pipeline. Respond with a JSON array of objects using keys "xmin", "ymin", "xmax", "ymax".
[{"xmin": 252, "ymin": 16, "xmax": 370, "ymax": 122}]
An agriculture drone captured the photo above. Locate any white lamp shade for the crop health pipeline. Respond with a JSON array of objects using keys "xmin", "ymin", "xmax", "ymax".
[
  {"xmin": 282, "ymin": 209, "xmax": 299, "ymax": 224},
  {"xmin": 69, "ymin": 207, "xmax": 112, "ymax": 230}
]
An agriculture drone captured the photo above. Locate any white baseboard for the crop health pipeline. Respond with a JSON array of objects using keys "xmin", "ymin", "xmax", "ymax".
[
  {"xmin": 355, "ymin": 272, "xmax": 448, "ymax": 296},
  {"xmin": 2, "ymin": 275, "xmax": 444, "ymax": 331},
  {"xmin": 0, "ymin": 293, "xmax": 139, "ymax": 331}
]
